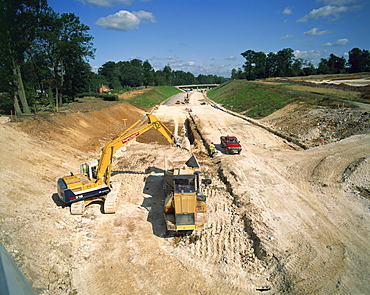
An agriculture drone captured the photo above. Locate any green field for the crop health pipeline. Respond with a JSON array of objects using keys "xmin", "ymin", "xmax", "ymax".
[
  {"xmin": 125, "ymin": 86, "xmax": 181, "ymax": 109},
  {"xmin": 207, "ymin": 80, "xmax": 360, "ymax": 119}
]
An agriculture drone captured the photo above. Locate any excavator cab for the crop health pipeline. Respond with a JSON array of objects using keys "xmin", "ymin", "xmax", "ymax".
[{"xmin": 80, "ymin": 160, "xmax": 99, "ymax": 180}]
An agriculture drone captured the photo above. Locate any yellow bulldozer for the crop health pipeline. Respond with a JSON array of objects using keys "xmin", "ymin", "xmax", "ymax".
[{"xmin": 164, "ymin": 155, "xmax": 211, "ymax": 233}]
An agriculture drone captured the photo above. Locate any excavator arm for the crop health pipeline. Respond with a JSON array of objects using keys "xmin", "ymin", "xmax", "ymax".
[{"xmin": 95, "ymin": 114, "xmax": 177, "ymax": 185}]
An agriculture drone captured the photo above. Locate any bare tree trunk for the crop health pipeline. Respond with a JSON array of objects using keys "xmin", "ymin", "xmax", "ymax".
[
  {"xmin": 55, "ymin": 87, "xmax": 59, "ymax": 108},
  {"xmin": 12, "ymin": 59, "xmax": 31, "ymax": 114},
  {"xmin": 59, "ymin": 60, "xmax": 64, "ymax": 106},
  {"xmin": 13, "ymin": 94, "xmax": 23, "ymax": 115}
]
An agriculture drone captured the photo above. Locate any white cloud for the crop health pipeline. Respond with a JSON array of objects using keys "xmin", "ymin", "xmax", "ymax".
[
  {"xmin": 79, "ymin": 0, "xmax": 134, "ymax": 6},
  {"xmin": 280, "ymin": 34, "xmax": 296, "ymax": 40},
  {"xmin": 294, "ymin": 49, "xmax": 327, "ymax": 65},
  {"xmin": 304, "ymin": 27, "xmax": 335, "ymax": 35},
  {"xmin": 298, "ymin": 5, "xmax": 349, "ymax": 22},
  {"xmin": 322, "ymin": 38, "xmax": 350, "ymax": 46},
  {"xmin": 91, "ymin": 65, "xmax": 99, "ymax": 73},
  {"xmin": 79, "ymin": 0, "xmax": 151, "ymax": 6},
  {"xmin": 294, "ymin": 49, "xmax": 323, "ymax": 59},
  {"xmin": 133, "ymin": 10, "xmax": 156, "ymax": 23},
  {"xmin": 283, "ymin": 7, "xmax": 293, "ymax": 14},
  {"xmin": 225, "ymin": 56, "xmax": 237, "ymax": 60},
  {"xmin": 95, "ymin": 10, "xmax": 156, "ymax": 31}
]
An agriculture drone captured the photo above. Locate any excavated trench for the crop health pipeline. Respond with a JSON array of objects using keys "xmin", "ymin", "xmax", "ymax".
[{"xmin": 186, "ymin": 112, "xmax": 274, "ymax": 263}]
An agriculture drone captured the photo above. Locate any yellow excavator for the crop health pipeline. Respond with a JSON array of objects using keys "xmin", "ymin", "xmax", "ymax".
[{"xmin": 57, "ymin": 114, "xmax": 178, "ymax": 215}]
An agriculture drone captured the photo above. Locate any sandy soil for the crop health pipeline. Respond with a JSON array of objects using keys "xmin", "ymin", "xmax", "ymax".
[
  {"xmin": 311, "ymin": 77, "xmax": 370, "ymax": 87},
  {"xmin": 0, "ymin": 91, "xmax": 369, "ymax": 294}
]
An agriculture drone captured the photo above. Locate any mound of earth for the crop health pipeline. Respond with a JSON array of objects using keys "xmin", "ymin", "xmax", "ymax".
[{"xmin": 260, "ymin": 102, "xmax": 370, "ymax": 148}]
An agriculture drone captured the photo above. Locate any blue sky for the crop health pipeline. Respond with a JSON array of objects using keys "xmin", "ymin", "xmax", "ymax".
[{"xmin": 47, "ymin": 0, "xmax": 370, "ymax": 77}]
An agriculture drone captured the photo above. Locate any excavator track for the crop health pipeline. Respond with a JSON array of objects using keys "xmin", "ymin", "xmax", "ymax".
[
  {"xmin": 70, "ymin": 200, "xmax": 85, "ymax": 215},
  {"xmin": 104, "ymin": 183, "xmax": 121, "ymax": 214},
  {"xmin": 103, "ymin": 197, "xmax": 117, "ymax": 214}
]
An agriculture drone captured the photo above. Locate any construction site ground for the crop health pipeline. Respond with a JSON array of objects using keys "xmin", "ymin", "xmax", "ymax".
[{"xmin": 0, "ymin": 89, "xmax": 369, "ymax": 294}]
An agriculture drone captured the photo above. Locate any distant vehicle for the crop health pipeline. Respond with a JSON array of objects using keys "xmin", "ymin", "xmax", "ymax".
[
  {"xmin": 200, "ymin": 102, "xmax": 206, "ymax": 105},
  {"xmin": 220, "ymin": 135, "xmax": 242, "ymax": 154},
  {"xmin": 175, "ymin": 100, "xmax": 180, "ymax": 104}
]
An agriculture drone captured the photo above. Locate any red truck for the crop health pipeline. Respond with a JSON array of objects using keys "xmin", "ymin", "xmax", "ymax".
[{"xmin": 220, "ymin": 135, "xmax": 242, "ymax": 154}]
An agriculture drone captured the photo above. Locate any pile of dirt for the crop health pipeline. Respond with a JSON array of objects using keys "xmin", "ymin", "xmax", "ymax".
[{"xmin": 260, "ymin": 102, "xmax": 370, "ymax": 147}]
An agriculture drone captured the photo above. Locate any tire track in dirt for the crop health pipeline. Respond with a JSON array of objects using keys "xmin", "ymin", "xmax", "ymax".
[
  {"xmin": 184, "ymin": 103, "xmax": 367, "ymax": 294},
  {"xmin": 170, "ymin": 179, "xmax": 262, "ymax": 294}
]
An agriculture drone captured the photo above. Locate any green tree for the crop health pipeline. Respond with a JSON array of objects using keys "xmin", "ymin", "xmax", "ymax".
[
  {"xmin": 142, "ymin": 60, "xmax": 155, "ymax": 87},
  {"xmin": 231, "ymin": 68, "xmax": 238, "ymax": 79},
  {"xmin": 28, "ymin": 11, "xmax": 94, "ymax": 105},
  {"xmin": 327, "ymin": 54, "xmax": 346, "ymax": 74},
  {"xmin": 303, "ymin": 62, "xmax": 316, "ymax": 76},
  {"xmin": 317, "ymin": 58, "xmax": 330, "ymax": 74},
  {"xmin": 163, "ymin": 65, "xmax": 173, "ymax": 85},
  {"xmin": 50, "ymin": 13, "xmax": 94, "ymax": 105},
  {"xmin": 276, "ymin": 48, "xmax": 294, "ymax": 77},
  {"xmin": 119, "ymin": 60, "xmax": 143, "ymax": 87},
  {"xmin": 292, "ymin": 58, "xmax": 304, "ymax": 76},
  {"xmin": 266, "ymin": 52, "xmax": 278, "ymax": 77},
  {"xmin": 241, "ymin": 50, "xmax": 257, "ymax": 80},
  {"xmin": 253, "ymin": 52, "xmax": 267, "ymax": 79},
  {"xmin": 98, "ymin": 61, "xmax": 121, "ymax": 89},
  {"xmin": 348, "ymin": 48, "xmax": 370, "ymax": 73},
  {"xmin": 88, "ymin": 72, "xmax": 108, "ymax": 93},
  {"xmin": 63, "ymin": 59, "xmax": 92, "ymax": 100},
  {"xmin": 0, "ymin": 0, "xmax": 51, "ymax": 114}
]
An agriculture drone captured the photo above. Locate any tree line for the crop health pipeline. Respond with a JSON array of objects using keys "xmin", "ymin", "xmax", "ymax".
[
  {"xmin": 232, "ymin": 47, "xmax": 370, "ymax": 80},
  {"xmin": 97, "ymin": 60, "xmax": 227, "ymax": 90}
]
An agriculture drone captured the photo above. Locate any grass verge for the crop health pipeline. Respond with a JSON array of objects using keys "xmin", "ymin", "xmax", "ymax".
[
  {"xmin": 124, "ymin": 86, "xmax": 181, "ymax": 109},
  {"xmin": 208, "ymin": 80, "xmax": 360, "ymax": 119}
]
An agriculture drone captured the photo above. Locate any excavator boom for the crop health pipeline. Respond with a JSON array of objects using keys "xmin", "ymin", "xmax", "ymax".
[
  {"xmin": 95, "ymin": 114, "xmax": 177, "ymax": 185},
  {"xmin": 57, "ymin": 114, "xmax": 177, "ymax": 214}
]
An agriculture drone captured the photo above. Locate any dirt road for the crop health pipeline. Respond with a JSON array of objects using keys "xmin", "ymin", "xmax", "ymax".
[{"xmin": 0, "ymin": 92, "xmax": 369, "ymax": 294}]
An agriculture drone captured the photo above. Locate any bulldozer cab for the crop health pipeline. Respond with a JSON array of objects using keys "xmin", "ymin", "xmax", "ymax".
[{"xmin": 174, "ymin": 176, "xmax": 196, "ymax": 193}]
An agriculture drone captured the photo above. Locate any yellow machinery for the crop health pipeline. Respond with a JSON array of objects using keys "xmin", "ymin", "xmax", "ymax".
[
  {"xmin": 57, "ymin": 114, "xmax": 177, "ymax": 215},
  {"xmin": 164, "ymin": 155, "xmax": 211, "ymax": 232}
]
